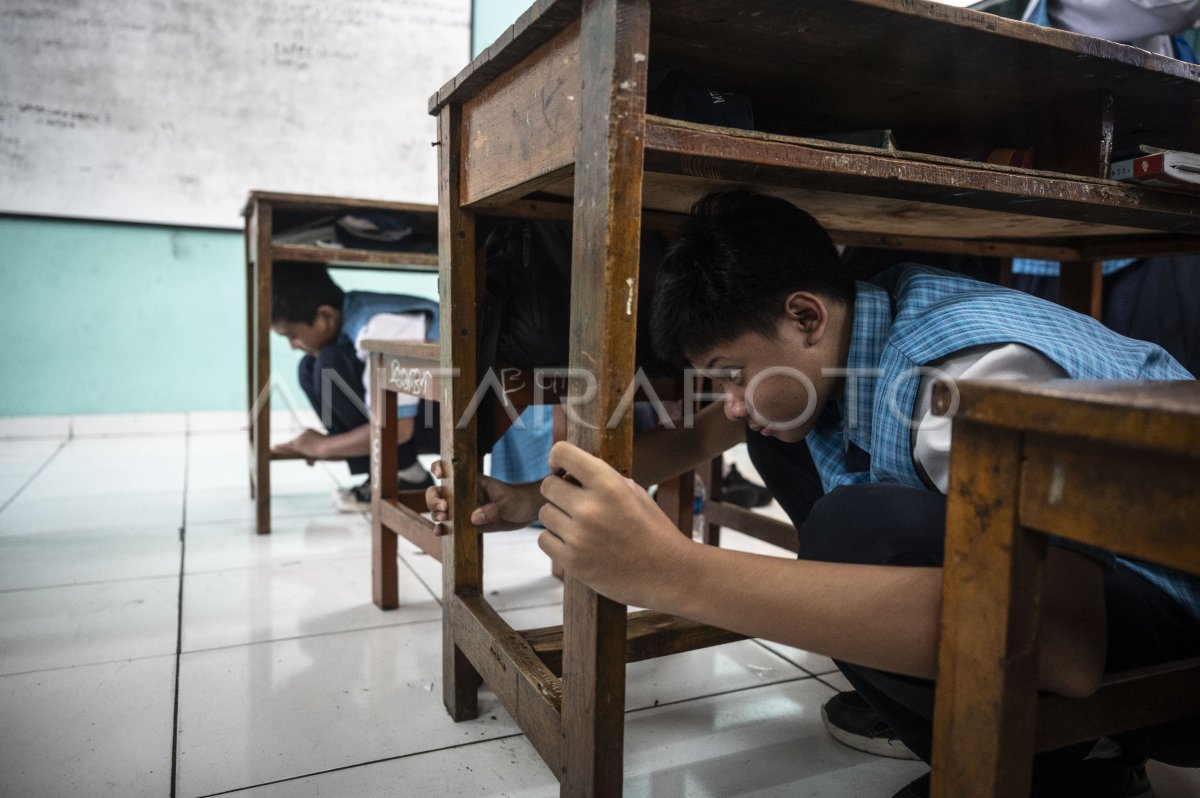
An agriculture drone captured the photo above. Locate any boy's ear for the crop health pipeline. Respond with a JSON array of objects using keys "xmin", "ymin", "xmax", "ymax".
[
  {"xmin": 314, "ymin": 305, "xmax": 340, "ymax": 325},
  {"xmin": 783, "ymin": 292, "xmax": 827, "ymax": 334}
]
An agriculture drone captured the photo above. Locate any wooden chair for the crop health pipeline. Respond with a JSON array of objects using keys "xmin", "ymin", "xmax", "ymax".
[{"xmin": 931, "ymin": 379, "xmax": 1200, "ymax": 798}]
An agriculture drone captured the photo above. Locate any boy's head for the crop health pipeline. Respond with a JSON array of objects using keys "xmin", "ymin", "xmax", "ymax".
[
  {"xmin": 651, "ymin": 191, "xmax": 856, "ymax": 442},
  {"xmin": 270, "ymin": 262, "xmax": 345, "ymax": 355}
]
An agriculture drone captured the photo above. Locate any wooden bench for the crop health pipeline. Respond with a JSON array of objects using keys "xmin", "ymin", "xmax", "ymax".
[{"xmin": 931, "ymin": 379, "xmax": 1200, "ymax": 798}]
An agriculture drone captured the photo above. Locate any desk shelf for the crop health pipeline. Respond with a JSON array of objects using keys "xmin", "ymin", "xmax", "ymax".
[
  {"xmin": 451, "ymin": 6, "xmax": 1200, "ymax": 259},
  {"xmin": 269, "ymin": 243, "xmax": 438, "ymax": 271}
]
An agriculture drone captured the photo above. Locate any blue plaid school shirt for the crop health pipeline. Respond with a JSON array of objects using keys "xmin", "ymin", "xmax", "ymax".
[{"xmin": 804, "ymin": 264, "xmax": 1199, "ymax": 620}]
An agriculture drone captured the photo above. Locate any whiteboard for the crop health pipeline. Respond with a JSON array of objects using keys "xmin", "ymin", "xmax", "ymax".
[{"xmin": 0, "ymin": 0, "xmax": 470, "ymax": 229}]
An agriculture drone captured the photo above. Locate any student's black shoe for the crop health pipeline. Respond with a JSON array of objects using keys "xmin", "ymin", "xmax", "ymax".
[
  {"xmin": 1031, "ymin": 750, "xmax": 1155, "ymax": 798},
  {"xmin": 821, "ymin": 690, "xmax": 919, "ymax": 760},
  {"xmin": 333, "ymin": 469, "xmax": 436, "ymax": 513},
  {"xmin": 889, "ymin": 752, "xmax": 1155, "ymax": 798},
  {"xmin": 721, "ymin": 464, "xmax": 773, "ymax": 508},
  {"xmin": 334, "ymin": 480, "xmax": 373, "ymax": 513}
]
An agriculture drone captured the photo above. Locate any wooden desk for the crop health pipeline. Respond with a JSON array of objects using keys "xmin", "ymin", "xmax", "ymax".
[
  {"xmin": 429, "ymin": 1, "xmax": 1200, "ymax": 793},
  {"xmin": 931, "ymin": 380, "xmax": 1200, "ymax": 798},
  {"xmin": 242, "ymin": 191, "xmax": 437, "ymax": 534}
]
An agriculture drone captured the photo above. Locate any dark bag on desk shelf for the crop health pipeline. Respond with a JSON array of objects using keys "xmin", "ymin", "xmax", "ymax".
[
  {"xmin": 646, "ymin": 67, "xmax": 755, "ymax": 130},
  {"xmin": 480, "ymin": 219, "xmax": 671, "ymax": 375},
  {"xmin": 334, "ymin": 210, "xmax": 437, "ymax": 252}
]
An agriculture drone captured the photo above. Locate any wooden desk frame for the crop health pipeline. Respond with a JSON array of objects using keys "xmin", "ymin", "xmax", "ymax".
[
  {"xmin": 363, "ymin": 337, "xmax": 742, "ymax": 609},
  {"xmin": 931, "ymin": 380, "xmax": 1200, "ymax": 797},
  {"xmin": 242, "ymin": 191, "xmax": 438, "ymax": 534},
  {"xmin": 429, "ymin": 1, "xmax": 1200, "ymax": 793}
]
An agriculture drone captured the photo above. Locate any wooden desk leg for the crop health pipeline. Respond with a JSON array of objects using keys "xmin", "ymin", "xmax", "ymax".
[
  {"xmin": 437, "ymin": 102, "xmax": 483, "ymax": 722},
  {"xmin": 655, "ymin": 470, "xmax": 694, "ymax": 536},
  {"xmin": 244, "ymin": 209, "xmax": 256, "ymax": 490},
  {"xmin": 561, "ymin": 1, "xmax": 651, "ymax": 793},
  {"xmin": 1058, "ymin": 260, "xmax": 1103, "ymax": 320},
  {"xmin": 702, "ymin": 455, "xmax": 723, "ymax": 547},
  {"xmin": 249, "ymin": 200, "xmax": 274, "ymax": 535},
  {"xmin": 932, "ymin": 420, "xmax": 1047, "ymax": 798},
  {"xmin": 371, "ymin": 353, "xmax": 401, "ymax": 609}
]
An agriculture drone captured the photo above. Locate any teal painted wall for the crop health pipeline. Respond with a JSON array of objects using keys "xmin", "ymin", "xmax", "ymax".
[
  {"xmin": 0, "ymin": 215, "xmax": 436, "ymax": 416},
  {"xmin": 0, "ymin": 0, "xmax": 531, "ymax": 418},
  {"xmin": 472, "ymin": 0, "xmax": 532, "ymax": 56}
]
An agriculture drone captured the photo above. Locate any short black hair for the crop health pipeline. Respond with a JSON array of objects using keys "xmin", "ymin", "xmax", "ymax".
[
  {"xmin": 271, "ymin": 262, "xmax": 345, "ymax": 324},
  {"xmin": 650, "ymin": 191, "xmax": 855, "ymax": 366}
]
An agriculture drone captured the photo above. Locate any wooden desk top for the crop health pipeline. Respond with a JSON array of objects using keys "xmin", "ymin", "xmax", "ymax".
[
  {"xmin": 360, "ymin": 339, "xmax": 440, "ymax": 360},
  {"xmin": 244, "ymin": 191, "xmax": 440, "ymax": 270},
  {"xmin": 243, "ymin": 190, "xmax": 436, "ymax": 218},
  {"xmin": 934, "ymin": 379, "xmax": 1200, "ymax": 456},
  {"xmin": 428, "ymin": 0, "xmax": 1200, "ymax": 259},
  {"xmin": 431, "ymin": 0, "xmax": 1200, "ymax": 152}
]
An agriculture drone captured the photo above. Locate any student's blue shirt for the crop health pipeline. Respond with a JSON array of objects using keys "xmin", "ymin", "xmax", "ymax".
[
  {"xmin": 337, "ymin": 291, "xmax": 438, "ymax": 420},
  {"xmin": 339, "ymin": 291, "xmax": 440, "ymax": 347},
  {"xmin": 806, "ymin": 264, "xmax": 1199, "ymax": 619},
  {"xmin": 338, "ymin": 290, "xmax": 555, "ymax": 482}
]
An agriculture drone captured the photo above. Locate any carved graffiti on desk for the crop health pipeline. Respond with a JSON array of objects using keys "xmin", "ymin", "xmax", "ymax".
[{"xmin": 390, "ymin": 360, "xmax": 434, "ymax": 397}]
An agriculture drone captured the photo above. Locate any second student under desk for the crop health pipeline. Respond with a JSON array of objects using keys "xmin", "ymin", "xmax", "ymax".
[
  {"xmin": 243, "ymin": 191, "xmax": 438, "ymax": 535},
  {"xmin": 428, "ymin": 0, "xmax": 1200, "ymax": 794}
]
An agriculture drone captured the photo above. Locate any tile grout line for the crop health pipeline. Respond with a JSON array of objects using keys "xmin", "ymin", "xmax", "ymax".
[
  {"xmin": 170, "ymin": 422, "xmax": 190, "ymax": 798},
  {"xmin": 190, "ymin": 675, "xmax": 824, "ymax": 798},
  {"xmin": 397, "ymin": 543, "xmax": 444, "ymax": 607},
  {"xmin": 624, "ymin": 673, "xmax": 815, "ymax": 717},
  {"xmin": 189, "ymin": 732, "xmax": 530, "ymax": 798},
  {"xmin": 0, "ymin": 652, "xmax": 178, "ymax": 680},
  {"xmin": 0, "ymin": 436, "xmax": 70, "ymax": 517},
  {"xmin": 749, "ymin": 638, "xmax": 840, "ymax": 679},
  {"xmin": 0, "ymin": 572, "xmax": 182, "ymax": 595},
  {"xmin": 178, "ymin": 614, "xmax": 444, "ymax": 657}
]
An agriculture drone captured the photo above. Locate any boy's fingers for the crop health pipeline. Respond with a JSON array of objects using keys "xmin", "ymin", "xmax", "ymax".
[
  {"xmin": 424, "ymin": 486, "xmax": 445, "ymax": 519},
  {"xmin": 540, "ymin": 473, "xmax": 584, "ymax": 511},
  {"xmin": 546, "ymin": 442, "xmax": 611, "ymax": 487},
  {"xmin": 537, "ymin": 502, "xmax": 574, "ymax": 538},
  {"xmin": 430, "ymin": 460, "xmax": 445, "ymax": 479},
  {"xmin": 470, "ymin": 502, "xmax": 500, "ymax": 527},
  {"xmin": 537, "ymin": 528, "xmax": 565, "ymax": 563}
]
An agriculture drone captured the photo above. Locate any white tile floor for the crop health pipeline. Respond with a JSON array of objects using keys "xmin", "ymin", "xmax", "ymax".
[{"xmin": 1, "ymin": 415, "xmax": 1197, "ymax": 798}]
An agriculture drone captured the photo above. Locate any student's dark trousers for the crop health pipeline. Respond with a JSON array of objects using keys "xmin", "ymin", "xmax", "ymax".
[{"xmin": 298, "ymin": 341, "xmax": 439, "ymax": 476}]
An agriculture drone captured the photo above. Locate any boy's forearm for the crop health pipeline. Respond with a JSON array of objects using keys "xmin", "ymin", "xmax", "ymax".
[
  {"xmin": 315, "ymin": 416, "xmax": 417, "ymax": 460},
  {"xmin": 653, "ymin": 543, "xmax": 1104, "ymax": 698},
  {"xmin": 631, "ymin": 403, "xmax": 743, "ymax": 486},
  {"xmin": 659, "ymin": 544, "xmax": 945, "ymax": 679},
  {"xmin": 315, "ymin": 423, "xmax": 373, "ymax": 459},
  {"xmin": 538, "ymin": 436, "xmax": 1105, "ymax": 698}
]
